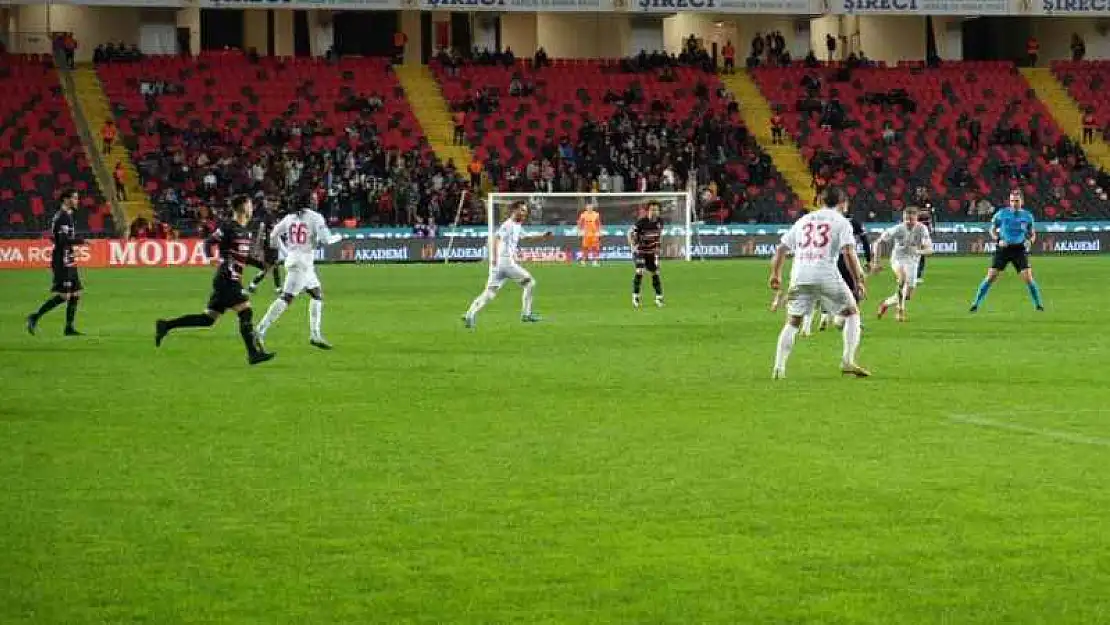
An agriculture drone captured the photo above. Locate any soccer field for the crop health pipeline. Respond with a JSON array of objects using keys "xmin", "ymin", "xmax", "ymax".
[{"xmin": 2, "ymin": 256, "xmax": 1108, "ymax": 624}]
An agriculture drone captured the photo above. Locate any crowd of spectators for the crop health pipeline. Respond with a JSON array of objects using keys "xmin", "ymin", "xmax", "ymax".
[
  {"xmin": 117, "ymin": 36, "xmax": 791, "ymax": 237},
  {"xmin": 437, "ymin": 38, "xmax": 789, "ymax": 222},
  {"xmin": 134, "ymin": 115, "xmax": 479, "ymax": 236},
  {"xmin": 93, "ymin": 43, "xmax": 144, "ymax": 64}
]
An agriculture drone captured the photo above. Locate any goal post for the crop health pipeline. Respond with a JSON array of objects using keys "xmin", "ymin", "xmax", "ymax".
[{"xmin": 485, "ymin": 192, "xmax": 695, "ymax": 266}]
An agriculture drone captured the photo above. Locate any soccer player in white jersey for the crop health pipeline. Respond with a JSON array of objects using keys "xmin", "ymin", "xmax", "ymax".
[
  {"xmin": 769, "ymin": 187, "xmax": 870, "ymax": 379},
  {"xmin": 256, "ymin": 195, "xmax": 340, "ymax": 349},
  {"xmin": 463, "ymin": 201, "xmax": 552, "ymax": 328},
  {"xmin": 871, "ymin": 208, "xmax": 933, "ymax": 322}
]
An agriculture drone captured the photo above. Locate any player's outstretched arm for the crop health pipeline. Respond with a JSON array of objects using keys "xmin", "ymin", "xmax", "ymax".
[{"xmin": 769, "ymin": 244, "xmax": 788, "ymax": 291}]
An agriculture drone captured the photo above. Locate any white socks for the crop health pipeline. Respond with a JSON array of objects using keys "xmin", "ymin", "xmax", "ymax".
[
  {"xmin": 258, "ymin": 298, "xmax": 324, "ymax": 341},
  {"xmin": 468, "ymin": 289, "xmax": 495, "ymax": 317},
  {"xmin": 522, "ymin": 281, "xmax": 535, "ymax": 316},
  {"xmin": 842, "ymin": 313, "xmax": 861, "ymax": 366},
  {"xmin": 883, "ymin": 294, "xmax": 899, "ymax": 307},
  {"xmin": 774, "ymin": 323, "xmax": 799, "ymax": 373},
  {"xmin": 309, "ymin": 299, "xmax": 323, "ymax": 340},
  {"xmin": 258, "ymin": 298, "xmax": 288, "ymax": 337}
]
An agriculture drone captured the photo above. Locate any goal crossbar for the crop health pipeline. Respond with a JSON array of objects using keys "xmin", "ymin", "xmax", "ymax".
[{"xmin": 486, "ymin": 191, "xmax": 695, "ymax": 265}]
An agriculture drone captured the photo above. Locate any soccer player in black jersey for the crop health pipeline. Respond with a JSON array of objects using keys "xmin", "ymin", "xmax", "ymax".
[
  {"xmin": 155, "ymin": 195, "xmax": 275, "ymax": 365},
  {"xmin": 27, "ymin": 188, "xmax": 85, "ymax": 336},
  {"xmin": 822, "ymin": 204, "xmax": 872, "ymax": 330},
  {"xmin": 628, "ymin": 200, "xmax": 665, "ymax": 309},
  {"xmin": 246, "ymin": 195, "xmax": 283, "ymax": 295},
  {"xmin": 917, "ymin": 203, "xmax": 934, "ymax": 282}
]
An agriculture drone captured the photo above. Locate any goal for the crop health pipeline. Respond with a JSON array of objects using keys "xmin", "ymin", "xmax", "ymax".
[{"xmin": 485, "ymin": 192, "xmax": 695, "ymax": 266}]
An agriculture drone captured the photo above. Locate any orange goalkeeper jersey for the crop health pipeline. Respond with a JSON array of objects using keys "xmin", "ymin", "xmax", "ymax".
[{"xmin": 578, "ymin": 209, "xmax": 601, "ymax": 237}]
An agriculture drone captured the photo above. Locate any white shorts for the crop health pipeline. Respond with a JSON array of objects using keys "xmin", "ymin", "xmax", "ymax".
[
  {"xmin": 281, "ymin": 266, "xmax": 321, "ymax": 295},
  {"xmin": 892, "ymin": 257, "xmax": 920, "ymax": 289},
  {"xmin": 786, "ymin": 280, "xmax": 856, "ymax": 318},
  {"xmin": 486, "ymin": 262, "xmax": 533, "ymax": 290}
]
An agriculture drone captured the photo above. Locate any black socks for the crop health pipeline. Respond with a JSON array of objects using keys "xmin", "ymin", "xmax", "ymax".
[
  {"xmin": 238, "ymin": 308, "xmax": 261, "ymax": 356},
  {"xmin": 652, "ymin": 274, "xmax": 663, "ymax": 296},
  {"xmin": 33, "ymin": 295, "xmax": 65, "ymax": 319},
  {"xmin": 633, "ymin": 274, "xmax": 643, "ymax": 295},
  {"xmin": 65, "ymin": 296, "xmax": 80, "ymax": 331},
  {"xmin": 166, "ymin": 313, "xmax": 216, "ymax": 331}
]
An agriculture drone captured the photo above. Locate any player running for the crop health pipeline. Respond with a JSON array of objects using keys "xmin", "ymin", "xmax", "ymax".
[
  {"xmin": 969, "ymin": 190, "xmax": 1044, "ymax": 312},
  {"xmin": 247, "ymin": 195, "xmax": 284, "ymax": 295},
  {"xmin": 629, "ymin": 200, "xmax": 665, "ymax": 309},
  {"xmin": 803, "ymin": 201, "xmax": 872, "ymax": 335},
  {"xmin": 872, "ymin": 208, "xmax": 933, "ymax": 322},
  {"xmin": 577, "ymin": 201, "xmax": 602, "ymax": 266},
  {"xmin": 256, "ymin": 193, "xmax": 340, "ymax": 349},
  {"xmin": 155, "ymin": 195, "xmax": 275, "ymax": 365},
  {"xmin": 27, "ymin": 188, "xmax": 85, "ymax": 336},
  {"xmin": 769, "ymin": 187, "xmax": 869, "ymax": 379},
  {"xmin": 463, "ymin": 201, "xmax": 552, "ymax": 328}
]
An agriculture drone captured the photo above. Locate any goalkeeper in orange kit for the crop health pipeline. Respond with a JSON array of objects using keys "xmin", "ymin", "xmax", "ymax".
[{"xmin": 577, "ymin": 201, "xmax": 602, "ymax": 266}]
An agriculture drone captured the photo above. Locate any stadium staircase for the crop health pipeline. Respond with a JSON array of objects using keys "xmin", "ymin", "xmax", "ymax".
[
  {"xmin": 1022, "ymin": 67, "xmax": 1110, "ymax": 171},
  {"xmin": 66, "ymin": 67, "xmax": 152, "ymax": 228},
  {"xmin": 394, "ymin": 65, "xmax": 473, "ymax": 171},
  {"xmin": 721, "ymin": 71, "xmax": 816, "ymax": 206}
]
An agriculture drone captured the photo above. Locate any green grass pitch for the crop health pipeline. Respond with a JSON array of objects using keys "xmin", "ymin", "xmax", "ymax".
[{"xmin": 2, "ymin": 256, "xmax": 1109, "ymax": 624}]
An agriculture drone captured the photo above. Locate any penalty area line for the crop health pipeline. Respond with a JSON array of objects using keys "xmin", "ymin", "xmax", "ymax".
[{"xmin": 948, "ymin": 414, "xmax": 1110, "ymax": 448}]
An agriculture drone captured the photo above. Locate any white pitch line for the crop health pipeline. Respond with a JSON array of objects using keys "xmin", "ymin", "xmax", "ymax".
[{"xmin": 948, "ymin": 415, "xmax": 1110, "ymax": 448}]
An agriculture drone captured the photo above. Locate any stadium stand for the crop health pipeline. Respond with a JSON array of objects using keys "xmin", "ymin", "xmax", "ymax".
[
  {"xmin": 96, "ymin": 52, "xmax": 477, "ymax": 232},
  {"xmin": 752, "ymin": 60, "xmax": 1104, "ymax": 220},
  {"xmin": 431, "ymin": 50, "xmax": 804, "ymax": 223},
  {"xmin": 0, "ymin": 55, "xmax": 111, "ymax": 237}
]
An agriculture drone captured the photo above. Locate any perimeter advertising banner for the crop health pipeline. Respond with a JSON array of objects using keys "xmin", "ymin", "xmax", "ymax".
[
  {"xmin": 324, "ymin": 232, "xmax": 1107, "ymax": 263},
  {"xmin": 0, "ymin": 233, "xmax": 1104, "ymax": 269}
]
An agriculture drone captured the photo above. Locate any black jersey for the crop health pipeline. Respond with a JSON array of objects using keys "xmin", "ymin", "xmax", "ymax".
[
  {"xmin": 631, "ymin": 217, "xmax": 664, "ymax": 255},
  {"xmin": 850, "ymin": 216, "xmax": 871, "ymax": 264},
  {"xmin": 50, "ymin": 209, "xmax": 83, "ymax": 269},
  {"xmin": 251, "ymin": 206, "xmax": 277, "ymax": 249},
  {"xmin": 207, "ymin": 220, "xmax": 254, "ymax": 283}
]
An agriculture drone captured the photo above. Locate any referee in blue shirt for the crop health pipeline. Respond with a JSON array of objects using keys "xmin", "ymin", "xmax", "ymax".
[{"xmin": 970, "ymin": 190, "xmax": 1044, "ymax": 312}]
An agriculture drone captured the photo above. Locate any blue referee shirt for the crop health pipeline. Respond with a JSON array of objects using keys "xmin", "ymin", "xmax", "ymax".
[{"xmin": 992, "ymin": 207, "xmax": 1035, "ymax": 246}]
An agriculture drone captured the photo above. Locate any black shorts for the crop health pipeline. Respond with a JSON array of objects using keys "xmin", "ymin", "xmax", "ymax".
[
  {"xmin": 52, "ymin": 266, "xmax": 82, "ymax": 294},
  {"xmin": 991, "ymin": 244, "xmax": 1029, "ymax": 272},
  {"xmin": 634, "ymin": 252, "xmax": 660, "ymax": 273},
  {"xmin": 206, "ymin": 276, "xmax": 248, "ymax": 314}
]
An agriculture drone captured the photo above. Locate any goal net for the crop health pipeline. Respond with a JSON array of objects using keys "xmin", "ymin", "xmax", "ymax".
[{"xmin": 485, "ymin": 192, "xmax": 694, "ymax": 266}]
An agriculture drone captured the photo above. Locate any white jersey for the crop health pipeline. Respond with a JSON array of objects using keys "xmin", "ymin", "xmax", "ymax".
[
  {"xmin": 779, "ymin": 208, "xmax": 856, "ymax": 286},
  {"xmin": 495, "ymin": 218, "xmax": 524, "ymax": 266},
  {"xmin": 271, "ymin": 209, "xmax": 331, "ymax": 268},
  {"xmin": 879, "ymin": 222, "xmax": 931, "ymax": 262}
]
